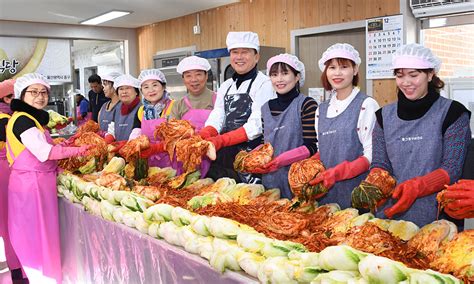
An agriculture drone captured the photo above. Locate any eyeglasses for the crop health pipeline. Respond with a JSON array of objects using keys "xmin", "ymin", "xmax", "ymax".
[{"xmin": 25, "ymin": 90, "xmax": 49, "ymax": 97}]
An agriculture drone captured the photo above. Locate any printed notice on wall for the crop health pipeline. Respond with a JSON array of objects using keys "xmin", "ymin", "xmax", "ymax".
[
  {"xmin": 0, "ymin": 37, "xmax": 72, "ymax": 82},
  {"xmin": 366, "ymin": 14, "xmax": 403, "ymax": 79}
]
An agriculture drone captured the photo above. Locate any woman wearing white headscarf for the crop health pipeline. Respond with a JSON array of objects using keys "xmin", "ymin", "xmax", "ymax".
[
  {"xmin": 249, "ymin": 54, "xmax": 318, "ymax": 199},
  {"xmin": 308, "ymin": 43, "xmax": 379, "ymax": 209},
  {"xmin": 360, "ymin": 44, "xmax": 471, "ymax": 227},
  {"xmin": 6, "ymin": 73, "xmax": 88, "ymax": 283}
]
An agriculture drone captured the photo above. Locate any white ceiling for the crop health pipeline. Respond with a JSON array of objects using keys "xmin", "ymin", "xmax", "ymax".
[{"xmin": 0, "ymin": 0, "xmax": 238, "ymax": 28}]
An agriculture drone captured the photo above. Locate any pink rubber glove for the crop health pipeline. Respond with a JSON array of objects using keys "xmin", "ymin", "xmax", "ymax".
[
  {"xmin": 140, "ymin": 142, "xmax": 165, "ymax": 158},
  {"xmin": 309, "ymin": 156, "xmax": 370, "ymax": 189},
  {"xmin": 252, "ymin": 146, "xmax": 310, "ymax": 174},
  {"xmin": 385, "ymin": 168, "xmax": 450, "ymax": 218},
  {"xmin": 206, "ymin": 127, "xmax": 248, "ymax": 152},
  {"xmin": 48, "ymin": 145, "xmax": 90, "ymax": 160}
]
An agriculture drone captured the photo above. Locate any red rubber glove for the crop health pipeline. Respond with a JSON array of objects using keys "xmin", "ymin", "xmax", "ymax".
[
  {"xmin": 198, "ymin": 125, "xmax": 219, "ymax": 139},
  {"xmin": 251, "ymin": 146, "xmax": 310, "ymax": 174},
  {"xmin": 309, "ymin": 156, "xmax": 370, "ymax": 189},
  {"xmin": 110, "ymin": 141, "xmax": 127, "ymax": 153},
  {"xmin": 206, "ymin": 127, "xmax": 248, "ymax": 152},
  {"xmin": 104, "ymin": 134, "xmax": 116, "ymax": 144},
  {"xmin": 310, "ymin": 152, "xmax": 321, "ymax": 160},
  {"xmin": 384, "ymin": 168, "xmax": 450, "ymax": 218},
  {"xmin": 442, "ymin": 180, "xmax": 474, "ymax": 219},
  {"xmin": 140, "ymin": 142, "xmax": 165, "ymax": 158}
]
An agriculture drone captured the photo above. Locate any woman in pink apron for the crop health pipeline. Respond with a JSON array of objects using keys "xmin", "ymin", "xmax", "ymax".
[
  {"xmin": 6, "ymin": 73, "xmax": 89, "ymax": 283},
  {"xmin": 141, "ymin": 57, "xmax": 216, "ymax": 177},
  {"xmin": 0, "ymin": 79, "xmax": 24, "ymax": 281},
  {"xmin": 127, "ymin": 69, "xmax": 174, "ymax": 169}
]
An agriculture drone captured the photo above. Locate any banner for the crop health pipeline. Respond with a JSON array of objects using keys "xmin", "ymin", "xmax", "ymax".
[{"xmin": 0, "ymin": 37, "xmax": 72, "ymax": 82}]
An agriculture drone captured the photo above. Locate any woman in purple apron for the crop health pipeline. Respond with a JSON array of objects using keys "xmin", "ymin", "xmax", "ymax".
[
  {"xmin": 0, "ymin": 79, "xmax": 23, "ymax": 281},
  {"xmin": 6, "ymin": 73, "xmax": 89, "ymax": 283},
  {"xmin": 249, "ymin": 54, "xmax": 318, "ymax": 199},
  {"xmin": 104, "ymin": 74, "xmax": 142, "ymax": 144},
  {"xmin": 97, "ymin": 72, "xmax": 121, "ymax": 132},
  {"xmin": 366, "ymin": 44, "xmax": 471, "ymax": 227},
  {"xmin": 309, "ymin": 43, "xmax": 379, "ymax": 209},
  {"xmin": 201, "ymin": 31, "xmax": 275, "ymax": 184}
]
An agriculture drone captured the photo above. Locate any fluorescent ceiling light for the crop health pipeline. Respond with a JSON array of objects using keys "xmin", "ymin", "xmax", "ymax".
[{"xmin": 80, "ymin": 11, "xmax": 131, "ymax": 25}]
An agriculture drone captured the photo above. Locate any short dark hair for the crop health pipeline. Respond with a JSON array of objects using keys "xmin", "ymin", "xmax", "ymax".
[
  {"xmin": 269, "ymin": 62, "xmax": 301, "ymax": 92},
  {"xmin": 88, "ymin": 74, "xmax": 102, "ymax": 84},
  {"xmin": 320, "ymin": 58, "xmax": 359, "ymax": 91}
]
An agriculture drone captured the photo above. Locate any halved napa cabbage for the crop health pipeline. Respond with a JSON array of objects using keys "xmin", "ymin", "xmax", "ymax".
[
  {"xmin": 311, "ymin": 270, "xmax": 363, "ymax": 284},
  {"xmin": 261, "ymin": 240, "xmax": 308, "ymax": 258},
  {"xmin": 236, "ymin": 232, "xmax": 270, "ymax": 254},
  {"xmin": 237, "ymin": 252, "xmax": 265, "ymax": 278},
  {"xmin": 318, "ymin": 245, "xmax": 367, "ymax": 271},
  {"xmin": 358, "ymin": 254, "xmax": 409, "ymax": 284},
  {"xmin": 190, "ymin": 215, "xmax": 211, "ymax": 236},
  {"xmin": 171, "ymin": 207, "xmax": 194, "ymax": 226},
  {"xmin": 257, "ymin": 256, "xmax": 298, "ymax": 284}
]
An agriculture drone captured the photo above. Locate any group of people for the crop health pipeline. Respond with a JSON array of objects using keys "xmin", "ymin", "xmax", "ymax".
[{"xmin": 0, "ymin": 30, "xmax": 473, "ymax": 283}]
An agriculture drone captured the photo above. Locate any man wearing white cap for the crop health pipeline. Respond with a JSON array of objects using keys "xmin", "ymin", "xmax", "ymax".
[
  {"xmin": 98, "ymin": 71, "xmax": 122, "ymax": 132},
  {"xmin": 360, "ymin": 44, "xmax": 471, "ymax": 227},
  {"xmin": 170, "ymin": 55, "xmax": 216, "ymax": 131},
  {"xmin": 201, "ymin": 31, "xmax": 275, "ymax": 183}
]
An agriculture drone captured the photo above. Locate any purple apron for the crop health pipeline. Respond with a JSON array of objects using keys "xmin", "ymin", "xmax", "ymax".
[{"xmin": 6, "ymin": 130, "xmax": 62, "ymax": 283}]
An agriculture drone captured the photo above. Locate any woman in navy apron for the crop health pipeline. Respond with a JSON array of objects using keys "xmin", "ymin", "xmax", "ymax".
[
  {"xmin": 367, "ymin": 44, "xmax": 471, "ymax": 227},
  {"xmin": 98, "ymin": 72, "xmax": 121, "ymax": 132},
  {"xmin": 309, "ymin": 43, "xmax": 379, "ymax": 209},
  {"xmin": 248, "ymin": 54, "xmax": 318, "ymax": 199},
  {"xmin": 104, "ymin": 74, "xmax": 142, "ymax": 143},
  {"xmin": 201, "ymin": 31, "xmax": 275, "ymax": 183}
]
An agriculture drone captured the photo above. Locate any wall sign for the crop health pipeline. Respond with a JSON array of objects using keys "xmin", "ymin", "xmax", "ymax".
[
  {"xmin": 366, "ymin": 15, "xmax": 404, "ymax": 79},
  {"xmin": 0, "ymin": 37, "xmax": 72, "ymax": 82}
]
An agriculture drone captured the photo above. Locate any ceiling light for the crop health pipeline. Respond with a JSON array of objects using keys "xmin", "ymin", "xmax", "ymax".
[{"xmin": 80, "ymin": 11, "xmax": 131, "ymax": 25}]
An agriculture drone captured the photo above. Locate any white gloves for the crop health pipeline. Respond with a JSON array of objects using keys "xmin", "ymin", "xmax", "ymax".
[{"xmin": 107, "ymin": 122, "xmax": 115, "ymax": 138}]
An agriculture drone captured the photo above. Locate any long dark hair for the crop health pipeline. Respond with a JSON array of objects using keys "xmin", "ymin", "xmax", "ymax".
[{"xmin": 393, "ymin": 68, "xmax": 445, "ymax": 93}]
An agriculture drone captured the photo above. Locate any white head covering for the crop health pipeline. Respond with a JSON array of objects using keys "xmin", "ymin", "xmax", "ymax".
[
  {"xmin": 114, "ymin": 74, "xmax": 140, "ymax": 89},
  {"xmin": 318, "ymin": 43, "xmax": 361, "ymax": 72},
  {"xmin": 226, "ymin": 31, "xmax": 260, "ymax": 52},
  {"xmin": 101, "ymin": 71, "xmax": 122, "ymax": 83},
  {"xmin": 176, "ymin": 56, "xmax": 211, "ymax": 75},
  {"xmin": 266, "ymin": 53, "xmax": 306, "ymax": 87},
  {"xmin": 14, "ymin": 73, "xmax": 50, "ymax": 99},
  {"xmin": 392, "ymin": 43, "xmax": 442, "ymax": 72},
  {"xmin": 138, "ymin": 69, "xmax": 167, "ymax": 85}
]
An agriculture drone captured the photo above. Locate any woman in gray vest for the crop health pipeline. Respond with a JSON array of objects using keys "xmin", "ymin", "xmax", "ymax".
[
  {"xmin": 249, "ymin": 54, "xmax": 318, "ymax": 199},
  {"xmin": 104, "ymin": 74, "xmax": 142, "ymax": 143},
  {"xmin": 365, "ymin": 44, "xmax": 471, "ymax": 227},
  {"xmin": 98, "ymin": 72, "xmax": 121, "ymax": 132},
  {"xmin": 309, "ymin": 43, "xmax": 380, "ymax": 209}
]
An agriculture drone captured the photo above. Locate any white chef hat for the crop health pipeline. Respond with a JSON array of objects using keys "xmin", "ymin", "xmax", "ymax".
[
  {"xmin": 392, "ymin": 43, "xmax": 442, "ymax": 72},
  {"xmin": 318, "ymin": 43, "xmax": 361, "ymax": 72},
  {"xmin": 226, "ymin": 31, "xmax": 260, "ymax": 52},
  {"xmin": 14, "ymin": 73, "xmax": 50, "ymax": 99},
  {"xmin": 176, "ymin": 56, "xmax": 211, "ymax": 75},
  {"xmin": 266, "ymin": 53, "xmax": 306, "ymax": 87},
  {"xmin": 114, "ymin": 74, "xmax": 141, "ymax": 89},
  {"xmin": 138, "ymin": 69, "xmax": 167, "ymax": 85},
  {"xmin": 101, "ymin": 71, "xmax": 122, "ymax": 83}
]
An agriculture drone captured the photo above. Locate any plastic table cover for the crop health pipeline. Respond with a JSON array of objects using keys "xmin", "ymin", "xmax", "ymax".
[{"xmin": 58, "ymin": 198, "xmax": 258, "ymax": 284}]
